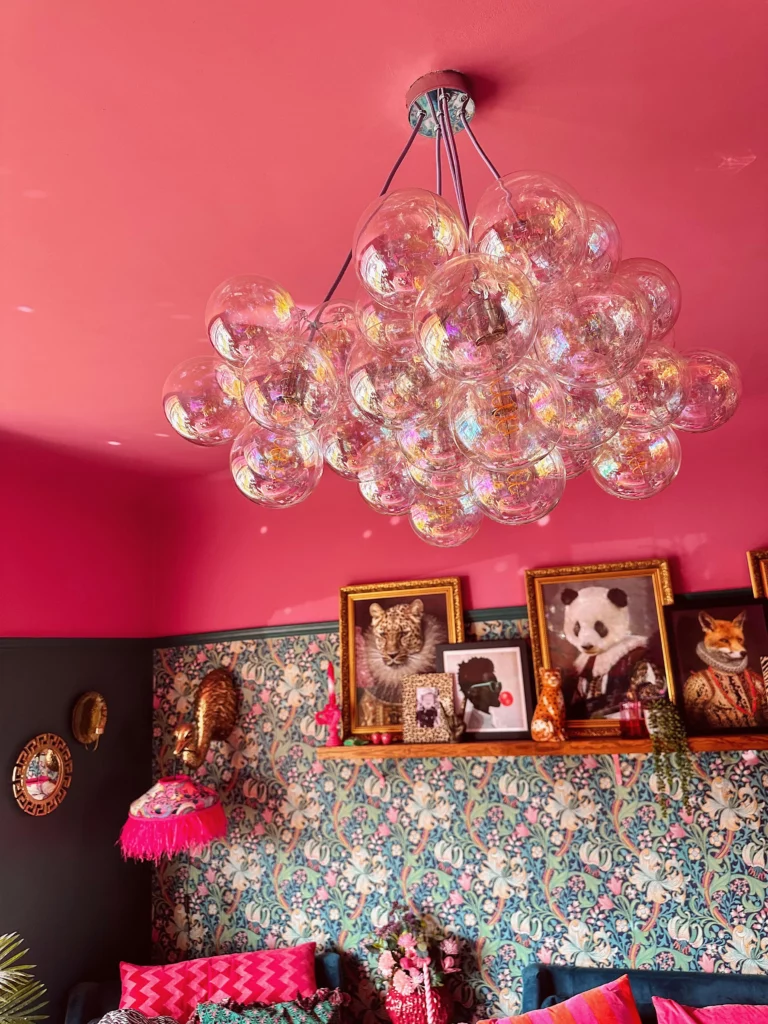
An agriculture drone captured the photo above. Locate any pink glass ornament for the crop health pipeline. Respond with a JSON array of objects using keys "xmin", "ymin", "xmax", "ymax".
[
  {"xmin": 242, "ymin": 344, "xmax": 339, "ymax": 434},
  {"xmin": 163, "ymin": 357, "xmax": 247, "ymax": 446},
  {"xmin": 558, "ymin": 380, "xmax": 629, "ymax": 451},
  {"xmin": 356, "ymin": 297, "xmax": 417, "ymax": 358},
  {"xmin": 616, "ymin": 258, "xmax": 681, "ymax": 342},
  {"xmin": 397, "ymin": 415, "xmax": 465, "ymax": 474},
  {"xmin": 414, "ymin": 254, "xmax": 538, "ymax": 382},
  {"xmin": 673, "ymin": 349, "xmax": 742, "ymax": 432},
  {"xmin": 450, "ymin": 360, "xmax": 564, "ymax": 470},
  {"xmin": 470, "ymin": 171, "xmax": 588, "ymax": 288},
  {"xmin": 624, "ymin": 344, "xmax": 688, "ymax": 430},
  {"xmin": 358, "ymin": 448, "xmax": 416, "ymax": 514},
  {"xmin": 536, "ymin": 271, "xmax": 650, "ymax": 386},
  {"xmin": 591, "ymin": 426, "xmax": 682, "ymax": 500},
  {"xmin": 558, "ymin": 446, "xmax": 594, "ymax": 480},
  {"xmin": 353, "ymin": 188, "xmax": 468, "ymax": 313},
  {"xmin": 305, "ymin": 301, "xmax": 362, "ymax": 376},
  {"xmin": 408, "ymin": 462, "xmax": 471, "ymax": 497},
  {"xmin": 471, "ymin": 450, "xmax": 566, "ymax": 525},
  {"xmin": 314, "ymin": 663, "xmax": 342, "ymax": 747},
  {"xmin": 347, "ymin": 340, "xmax": 453, "ymax": 425},
  {"xmin": 583, "ymin": 203, "xmax": 622, "ymax": 274},
  {"xmin": 206, "ymin": 276, "xmax": 297, "ymax": 364},
  {"xmin": 321, "ymin": 402, "xmax": 389, "ymax": 479},
  {"xmin": 230, "ymin": 422, "xmax": 323, "ymax": 508},
  {"xmin": 409, "ymin": 492, "xmax": 482, "ymax": 547}
]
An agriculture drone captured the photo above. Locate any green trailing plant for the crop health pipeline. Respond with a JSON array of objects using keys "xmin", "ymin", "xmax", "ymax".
[
  {"xmin": 646, "ymin": 697, "xmax": 693, "ymax": 817},
  {"xmin": 0, "ymin": 934, "xmax": 47, "ymax": 1024}
]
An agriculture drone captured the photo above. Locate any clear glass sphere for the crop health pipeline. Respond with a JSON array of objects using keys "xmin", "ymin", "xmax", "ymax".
[
  {"xmin": 358, "ymin": 448, "xmax": 417, "ymax": 514},
  {"xmin": 558, "ymin": 446, "xmax": 594, "ymax": 480},
  {"xmin": 163, "ymin": 357, "xmax": 247, "ymax": 446},
  {"xmin": 559, "ymin": 380, "xmax": 629, "ymax": 451},
  {"xmin": 470, "ymin": 171, "xmax": 588, "ymax": 288},
  {"xmin": 583, "ymin": 203, "xmax": 622, "ymax": 274},
  {"xmin": 306, "ymin": 301, "xmax": 362, "ymax": 376},
  {"xmin": 408, "ymin": 462, "xmax": 471, "ymax": 497},
  {"xmin": 397, "ymin": 414, "xmax": 465, "ymax": 474},
  {"xmin": 347, "ymin": 339, "xmax": 453, "ymax": 425},
  {"xmin": 230, "ymin": 422, "xmax": 323, "ymax": 507},
  {"xmin": 321, "ymin": 402, "xmax": 389, "ymax": 479},
  {"xmin": 471, "ymin": 450, "xmax": 566, "ymax": 525},
  {"xmin": 206, "ymin": 276, "xmax": 297, "ymax": 364},
  {"xmin": 450, "ymin": 360, "xmax": 564, "ymax": 470},
  {"xmin": 414, "ymin": 254, "xmax": 538, "ymax": 382},
  {"xmin": 409, "ymin": 492, "xmax": 482, "ymax": 547},
  {"xmin": 624, "ymin": 344, "xmax": 688, "ymax": 430},
  {"xmin": 355, "ymin": 297, "xmax": 417, "ymax": 358},
  {"xmin": 242, "ymin": 344, "xmax": 339, "ymax": 434},
  {"xmin": 353, "ymin": 188, "xmax": 468, "ymax": 313},
  {"xmin": 536, "ymin": 271, "xmax": 650, "ymax": 386},
  {"xmin": 673, "ymin": 349, "xmax": 742, "ymax": 432},
  {"xmin": 591, "ymin": 427, "xmax": 682, "ymax": 499},
  {"xmin": 616, "ymin": 258, "xmax": 681, "ymax": 342}
]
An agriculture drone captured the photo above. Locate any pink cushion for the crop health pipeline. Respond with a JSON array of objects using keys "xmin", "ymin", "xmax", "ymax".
[
  {"xmin": 120, "ymin": 942, "xmax": 317, "ymax": 1020},
  {"xmin": 478, "ymin": 974, "xmax": 641, "ymax": 1024},
  {"xmin": 653, "ymin": 998, "xmax": 768, "ymax": 1023}
]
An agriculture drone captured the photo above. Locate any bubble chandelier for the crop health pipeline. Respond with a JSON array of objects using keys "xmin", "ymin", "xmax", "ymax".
[{"xmin": 163, "ymin": 71, "xmax": 742, "ymax": 547}]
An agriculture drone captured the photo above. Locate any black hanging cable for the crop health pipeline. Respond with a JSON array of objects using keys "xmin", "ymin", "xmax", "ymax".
[{"xmin": 321, "ymin": 108, "xmax": 426, "ymax": 304}]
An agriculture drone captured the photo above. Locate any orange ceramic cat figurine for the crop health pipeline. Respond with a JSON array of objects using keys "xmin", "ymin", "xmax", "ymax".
[{"xmin": 531, "ymin": 667, "xmax": 567, "ymax": 742}]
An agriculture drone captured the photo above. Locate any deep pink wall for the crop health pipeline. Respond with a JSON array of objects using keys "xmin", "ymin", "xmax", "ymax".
[
  {"xmin": 150, "ymin": 394, "xmax": 767, "ymax": 636},
  {"xmin": 0, "ymin": 435, "xmax": 155, "ymax": 637}
]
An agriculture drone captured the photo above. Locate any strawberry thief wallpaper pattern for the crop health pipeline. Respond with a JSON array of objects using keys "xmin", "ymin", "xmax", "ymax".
[{"xmin": 152, "ymin": 613, "xmax": 768, "ymax": 1020}]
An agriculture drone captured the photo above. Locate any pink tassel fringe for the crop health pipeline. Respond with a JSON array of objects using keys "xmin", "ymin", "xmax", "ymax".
[{"xmin": 119, "ymin": 800, "xmax": 227, "ymax": 863}]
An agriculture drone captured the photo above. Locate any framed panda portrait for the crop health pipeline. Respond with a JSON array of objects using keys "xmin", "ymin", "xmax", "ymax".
[
  {"xmin": 525, "ymin": 560, "xmax": 676, "ymax": 736},
  {"xmin": 339, "ymin": 578, "xmax": 464, "ymax": 738}
]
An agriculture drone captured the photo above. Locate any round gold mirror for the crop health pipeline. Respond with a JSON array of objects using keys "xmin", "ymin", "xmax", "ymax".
[
  {"xmin": 72, "ymin": 691, "xmax": 108, "ymax": 749},
  {"xmin": 12, "ymin": 733, "xmax": 72, "ymax": 816}
]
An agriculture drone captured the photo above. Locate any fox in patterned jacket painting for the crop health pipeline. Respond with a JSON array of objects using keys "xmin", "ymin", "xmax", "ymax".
[{"xmin": 683, "ymin": 610, "xmax": 768, "ymax": 730}]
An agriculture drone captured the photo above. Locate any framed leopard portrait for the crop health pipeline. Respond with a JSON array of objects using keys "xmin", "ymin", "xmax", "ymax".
[{"xmin": 339, "ymin": 578, "xmax": 464, "ymax": 737}]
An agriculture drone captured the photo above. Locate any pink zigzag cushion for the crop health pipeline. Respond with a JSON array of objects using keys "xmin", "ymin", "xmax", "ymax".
[
  {"xmin": 653, "ymin": 998, "xmax": 768, "ymax": 1023},
  {"xmin": 120, "ymin": 942, "xmax": 317, "ymax": 1021},
  {"xmin": 478, "ymin": 974, "xmax": 641, "ymax": 1024}
]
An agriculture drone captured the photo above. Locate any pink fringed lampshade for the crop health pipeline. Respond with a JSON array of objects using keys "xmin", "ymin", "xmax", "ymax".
[{"xmin": 120, "ymin": 775, "xmax": 226, "ymax": 862}]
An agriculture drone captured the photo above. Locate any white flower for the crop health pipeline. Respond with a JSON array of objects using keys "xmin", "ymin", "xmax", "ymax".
[
  {"xmin": 499, "ymin": 775, "xmax": 530, "ymax": 801},
  {"xmin": 629, "ymin": 850, "xmax": 687, "ymax": 905},
  {"xmin": 277, "ymin": 663, "xmax": 315, "ymax": 708},
  {"xmin": 342, "ymin": 846, "xmax": 388, "ymax": 894},
  {"xmin": 668, "ymin": 916, "xmax": 703, "ymax": 949},
  {"xmin": 579, "ymin": 841, "xmax": 612, "ymax": 872},
  {"xmin": 303, "ymin": 839, "xmax": 331, "ymax": 865},
  {"xmin": 703, "ymin": 777, "xmax": 759, "ymax": 832},
  {"xmin": 434, "ymin": 840, "xmax": 464, "ymax": 868},
  {"xmin": 723, "ymin": 926, "xmax": 768, "ymax": 974},
  {"xmin": 281, "ymin": 908, "xmax": 328, "ymax": 947},
  {"xmin": 743, "ymin": 842, "xmax": 768, "ymax": 870},
  {"xmin": 545, "ymin": 779, "xmax": 596, "ymax": 831},
  {"xmin": 510, "ymin": 911, "xmax": 543, "ymax": 941},
  {"xmin": 280, "ymin": 783, "xmax": 321, "ymax": 830},
  {"xmin": 559, "ymin": 921, "xmax": 614, "ymax": 967},
  {"xmin": 478, "ymin": 848, "xmax": 528, "ymax": 899},
  {"xmin": 404, "ymin": 781, "xmax": 451, "ymax": 829},
  {"xmin": 363, "ymin": 774, "xmax": 391, "ymax": 801},
  {"xmin": 371, "ymin": 905, "xmax": 390, "ymax": 928},
  {"xmin": 245, "ymin": 902, "xmax": 271, "ymax": 927},
  {"xmin": 222, "ymin": 846, "xmax": 261, "ymax": 891},
  {"xmin": 170, "ymin": 673, "xmax": 192, "ymax": 713}
]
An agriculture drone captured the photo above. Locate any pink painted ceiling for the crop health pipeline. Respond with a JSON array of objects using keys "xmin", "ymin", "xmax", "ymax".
[{"xmin": 1, "ymin": 0, "xmax": 766, "ymax": 474}]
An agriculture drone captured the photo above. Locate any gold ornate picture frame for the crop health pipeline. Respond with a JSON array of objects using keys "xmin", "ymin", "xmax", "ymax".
[
  {"xmin": 339, "ymin": 577, "xmax": 464, "ymax": 738},
  {"xmin": 525, "ymin": 560, "xmax": 675, "ymax": 737},
  {"xmin": 747, "ymin": 549, "xmax": 768, "ymax": 599}
]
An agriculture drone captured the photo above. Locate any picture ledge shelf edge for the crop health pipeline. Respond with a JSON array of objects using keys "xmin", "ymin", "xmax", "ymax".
[{"xmin": 316, "ymin": 733, "xmax": 768, "ymax": 760}]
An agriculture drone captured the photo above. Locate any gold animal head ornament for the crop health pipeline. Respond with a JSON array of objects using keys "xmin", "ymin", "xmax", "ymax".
[{"xmin": 173, "ymin": 668, "xmax": 239, "ymax": 769}]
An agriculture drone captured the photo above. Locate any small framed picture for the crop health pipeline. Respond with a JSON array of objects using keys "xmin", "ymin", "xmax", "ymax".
[
  {"xmin": 747, "ymin": 549, "xmax": 768, "ymax": 599},
  {"xmin": 339, "ymin": 577, "xmax": 464, "ymax": 738},
  {"xmin": 401, "ymin": 674, "xmax": 458, "ymax": 744},
  {"xmin": 525, "ymin": 560, "xmax": 675, "ymax": 737},
  {"xmin": 436, "ymin": 639, "xmax": 535, "ymax": 740},
  {"xmin": 668, "ymin": 597, "xmax": 768, "ymax": 734}
]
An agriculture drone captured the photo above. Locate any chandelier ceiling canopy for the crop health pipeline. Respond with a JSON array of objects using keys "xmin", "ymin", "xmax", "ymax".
[{"xmin": 162, "ymin": 71, "xmax": 741, "ymax": 547}]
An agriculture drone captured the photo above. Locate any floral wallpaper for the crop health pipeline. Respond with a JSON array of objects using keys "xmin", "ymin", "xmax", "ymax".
[{"xmin": 152, "ymin": 615, "xmax": 768, "ymax": 1022}]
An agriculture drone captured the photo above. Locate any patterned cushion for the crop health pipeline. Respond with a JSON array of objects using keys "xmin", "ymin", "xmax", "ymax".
[
  {"xmin": 653, "ymin": 998, "xmax": 768, "ymax": 1023},
  {"xmin": 193, "ymin": 996, "xmax": 341, "ymax": 1024},
  {"xmin": 120, "ymin": 943, "xmax": 317, "ymax": 1021},
  {"xmin": 98, "ymin": 1011, "xmax": 178, "ymax": 1024},
  {"xmin": 479, "ymin": 975, "xmax": 641, "ymax": 1024}
]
